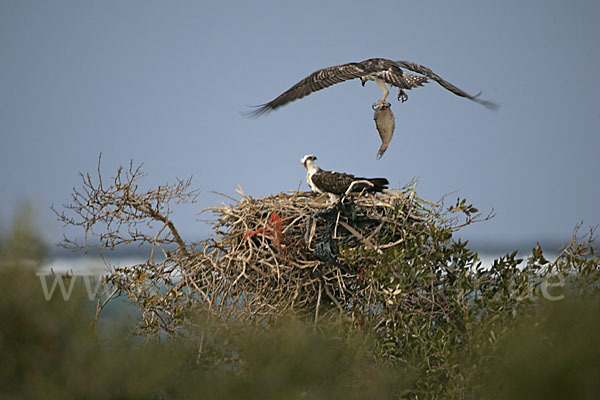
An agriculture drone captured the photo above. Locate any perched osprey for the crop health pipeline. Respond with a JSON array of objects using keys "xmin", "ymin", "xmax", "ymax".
[
  {"xmin": 301, "ymin": 155, "xmax": 389, "ymax": 202},
  {"xmin": 250, "ymin": 58, "xmax": 497, "ymax": 116}
]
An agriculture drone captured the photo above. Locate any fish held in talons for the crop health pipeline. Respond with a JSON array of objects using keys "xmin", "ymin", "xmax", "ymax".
[{"xmin": 373, "ymin": 104, "xmax": 395, "ymax": 159}]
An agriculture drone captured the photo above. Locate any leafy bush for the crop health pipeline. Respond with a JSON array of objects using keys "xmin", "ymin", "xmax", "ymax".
[
  {"xmin": 5, "ymin": 159, "xmax": 591, "ymax": 398},
  {"xmin": 479, "ymin": 295, "xmax": 600, "ymax": 399},
  {"xmin": 0, "ymin": 246, "xmax": 402, "ymax": 399}
]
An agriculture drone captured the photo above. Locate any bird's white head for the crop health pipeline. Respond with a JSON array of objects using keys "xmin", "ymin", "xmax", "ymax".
[{"xmin": 300, "ymin": 154, "xmax": 317, "ymax": 169}]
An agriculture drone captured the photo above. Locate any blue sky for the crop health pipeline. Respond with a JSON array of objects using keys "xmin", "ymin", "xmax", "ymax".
[{"xmin": 1, "ymin": 0, "xmax": 599, "ymax": 252}]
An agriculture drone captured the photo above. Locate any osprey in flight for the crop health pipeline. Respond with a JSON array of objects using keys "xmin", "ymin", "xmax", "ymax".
[
  {"xmin": 250, "ymin": 58, "xmax": 497, "ymax": 116},
  {"xmin": 301, "ymin": 154, "xmax": 389, "ymax": 202}
]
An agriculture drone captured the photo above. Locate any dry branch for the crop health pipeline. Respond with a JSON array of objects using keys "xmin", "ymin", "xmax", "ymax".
[{"xmin": 55, "ymin": 158, "xmax": 492, "ymax": 336}]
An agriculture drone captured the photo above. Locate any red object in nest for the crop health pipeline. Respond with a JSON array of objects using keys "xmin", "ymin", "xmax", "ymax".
[{"xmin": 243, "ymin": 212, "xmax": 285, "ymax": 248}]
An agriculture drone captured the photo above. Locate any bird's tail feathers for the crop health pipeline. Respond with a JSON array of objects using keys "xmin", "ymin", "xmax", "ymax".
[{"xmin": 367, "ymin": 178, "xmax": 389, "ymax": 192}]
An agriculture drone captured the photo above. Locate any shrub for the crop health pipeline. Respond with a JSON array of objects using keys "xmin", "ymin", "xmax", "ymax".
[{"xmin": 48, "ymin": 159, "xmax": 599, "ymax": 398}]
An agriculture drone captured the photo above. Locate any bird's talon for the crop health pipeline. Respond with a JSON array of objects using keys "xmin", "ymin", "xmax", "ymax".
[{"xmin": 397, "ymin": 90, "xmax": 409, "ymax": 103}]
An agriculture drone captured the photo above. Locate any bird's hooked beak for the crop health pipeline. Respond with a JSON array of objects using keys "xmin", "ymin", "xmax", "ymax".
[{"xmin": 360, "ymin": 78, "xmax": 366, "ymax": 87}]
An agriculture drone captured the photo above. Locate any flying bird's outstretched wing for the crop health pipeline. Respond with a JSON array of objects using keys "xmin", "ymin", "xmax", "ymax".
[
  {"xmin": 248, "ymin": 62, "xmax": 367, "ymax": 117},
  {"xmin": 248, "ymin": 58, "xmax": 498, "ymax": 116},
  {"xmin": 394, "ymin": 61, "xmax": 498, "ymax": 110}
]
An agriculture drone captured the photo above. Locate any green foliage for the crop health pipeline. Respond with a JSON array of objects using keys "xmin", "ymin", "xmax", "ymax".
[
  {"xmin": 0, "ymin": 265, "xmax": 170, "ymax": 399},
  {"xmin": 338, "ymin": 207, "xmax": 599, "ymax": 398},
  {"xmin": 479, "ymin": 296, "xmax": 600, "ymax": 399},
  {"xmin": 0, "ymin": 267, "xmax": 405, "ymax": 399},
  {"xmin": 0, "ymin": 202, "xmax": 47, "ymax": 269},
  {"xmin": 0, "ymin": 214, "xmax": 401, "ymax": 399},
  {"xmin": 54, "ymin": 165, "xmax": 600, "ymax": 398},
  {"xmin": 11, "ymin": 159, "xmax": 598, "ymax": 400}
]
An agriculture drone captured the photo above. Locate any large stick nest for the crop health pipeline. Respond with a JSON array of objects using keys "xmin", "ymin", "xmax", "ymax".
[
  {"xmin": 55, "ymin": 158, "xmax": 450, "ymax": 333},
  {"xmin": 187, "ymin": 186, "xmax": 434, "ymax": 322}
]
